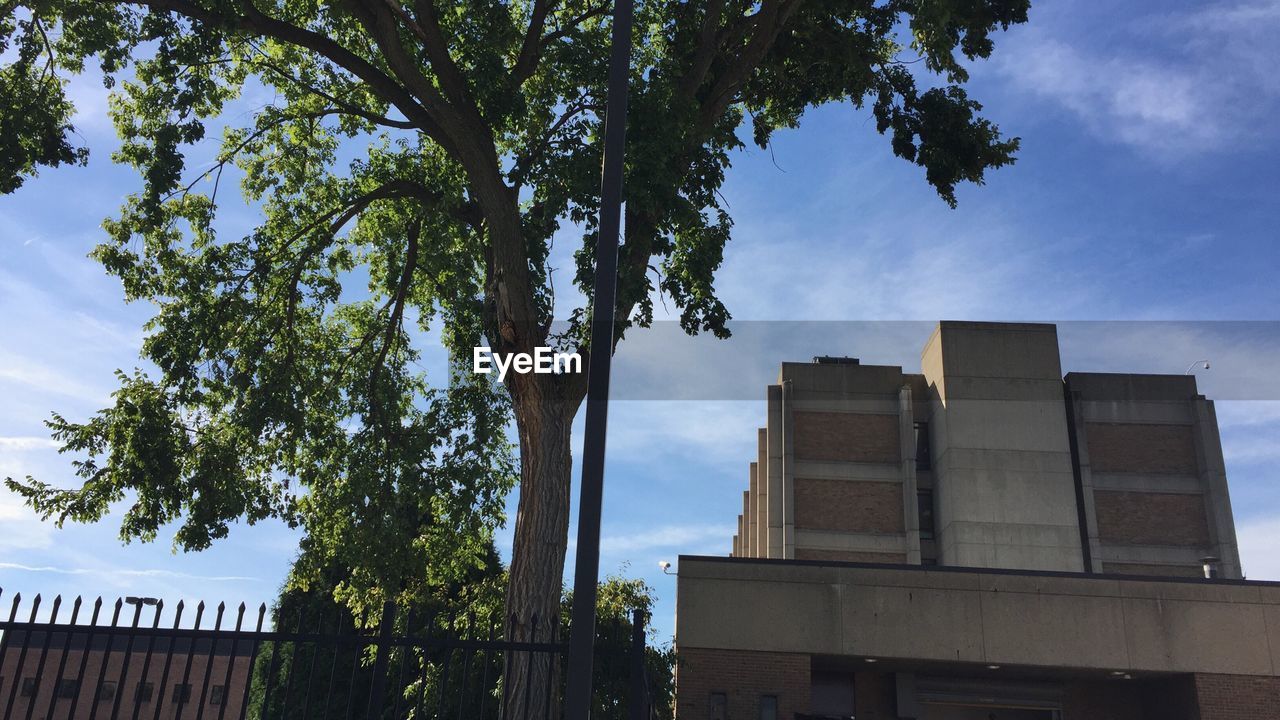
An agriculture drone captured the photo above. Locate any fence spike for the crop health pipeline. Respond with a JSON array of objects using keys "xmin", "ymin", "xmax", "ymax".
[{"xmin": 8, "ymin": 592, "xmax": 22, "ymax": 622}]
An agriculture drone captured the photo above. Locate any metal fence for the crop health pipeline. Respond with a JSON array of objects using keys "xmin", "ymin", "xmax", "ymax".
[{"xmin": 0, "ymin": 588, "xmax": 659, "ymax": 720}]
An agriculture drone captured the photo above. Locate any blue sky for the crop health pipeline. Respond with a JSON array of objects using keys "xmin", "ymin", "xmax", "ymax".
[{"xmin": 3, "ymin": 1, "xmax": 1280, "ymax": 643}]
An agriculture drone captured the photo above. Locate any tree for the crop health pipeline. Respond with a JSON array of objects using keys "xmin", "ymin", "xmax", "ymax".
[{"xmin": 2, "ymin": 0, "xmax": 1027, "ymax": 713}]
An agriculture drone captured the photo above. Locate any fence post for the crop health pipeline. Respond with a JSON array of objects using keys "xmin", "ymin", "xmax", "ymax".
[
  {"xmin": 366, "ymin": 601, "xmax": 396, "ymax": 718},
  {"xmin": 628, "ymin": 610, "xmax": 647, "ymax": 720}
]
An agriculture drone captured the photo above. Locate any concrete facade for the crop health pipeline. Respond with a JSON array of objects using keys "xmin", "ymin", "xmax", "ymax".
[
  {"xmin": 676, "ymin": 557, "xmax": 1280, "ymax": 719},
  {"xmin": 727, "ymin": 322, "xmax": 1242, "ymax": 580},
  {"xmin": 692, "ymin": 322, "xmax": 1265, "ymax": 719}
]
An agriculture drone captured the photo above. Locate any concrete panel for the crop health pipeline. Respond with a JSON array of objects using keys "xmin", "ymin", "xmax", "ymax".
[
  {"xmin": 1098, "ymin": 544, "xmax": 1211, "ymax": 566},
  {"xmin": 1066, "ymin": 372, "xmax": 1198, "ymax": 403},
  {"xmin": 927, "ymin": 322, "xmax": 1064, "ymax": 381},
  {"xmin": 936, "ymin": 466, "xmax": 1079, "ymax": 526},
  {"xmin": 942, "ymin": 399, "xmax": 1073, "ymax": 454},
  {"xmin": 841, "ymin": 584, "xmax": 985, "ymax": 662},
  {"xmin": 1122, "ymin": 597, "xmax": 1273, "ymax": 674},
  {"xmin": 676, "ymin": 558, "xmax": 1280, "ymax": 677},
  {"xmin": 792, "ymin": 397, "xmax": 902, "ymax": 414},
  {"xmin": 1079, "ymin": 400, "xmax": 1195, "ymax": 425},
  {"xmin": 979, "ymin": 591, "xmax": 1131, "ymax": 668},
  {"xmin": 1091, "ymin": 473, "xmax": 1202, "ymax": 494},
  {"xmin": 1265, "ymin": 604, "xmax": 1280, "ymax": 673},
  {"xmin": 795, "ymin": 529, "xmax": 907, "ymax": 553},
  {"xmin": 791, "ymin": 460, "xmax": 901, "ymax": 481},
  {"xmin": 781, "ymin": 362, "xmax": 905, "ymax": 394},
  {"xmin": 676, "ymin": 576, "xmax": 842, "ymax": 654}
]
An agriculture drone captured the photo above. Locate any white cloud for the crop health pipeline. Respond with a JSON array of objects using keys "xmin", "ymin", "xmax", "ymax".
[
  {"xmin": 992, "ymin": 1, "xmax": 1280, "ymax": 155},
  {"xmin": 1222, "ymin": 435, "xmax": 1280, "ymax": 466},
  {"xmin": 0, "ymin": 348, "xmax": 112, "ymax": 405},
  {"xmin": 605, "ymin": 401, "xmax": 761, "ymax": 467},
  {"xmin": 0, "ymin": 562, "xmax": 258, "ymax": 583},
  {"xmin": 1237, "ymin": 515, "xmax": 1280, "ymax": 581},
  {"xmin": 598, "ymin": 524, "xmax": 734, "ymax": 557},
  {"xmin": 0, "ymin": 436, "xmax": 59, "ymax": 451}
]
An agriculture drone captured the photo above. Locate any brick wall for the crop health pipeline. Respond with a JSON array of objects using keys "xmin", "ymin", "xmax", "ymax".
[
  {"xmin": 793, "ymin": 412, "xmax": 899, "ymax": 464},
  {"xmin": 794, "ymin": 479, "xmax": 904, "ymax": 534},
  {"xmin": 1194, "ymin": 673, "xmax": 1280, "ymax": 720},
  {"xmin": 675, "ymin": 647, "xmax": 810, "ymax": 720},
  {"xmin": 793, "ymin": 549, "xmax": 906, "ymax": 564},
  {"xmin": 1085, "ymin": 422, "xmax": 1198, "ymax": 475},
  {"xmin": 1094, "ymin": 490, "xmax": 1210, "ymax": 547}
]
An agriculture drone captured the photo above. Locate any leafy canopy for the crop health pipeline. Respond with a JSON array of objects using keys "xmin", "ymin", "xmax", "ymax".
[{"xmin": 2, "ymin": 0, "xmax": 1027, "ymax": 598}]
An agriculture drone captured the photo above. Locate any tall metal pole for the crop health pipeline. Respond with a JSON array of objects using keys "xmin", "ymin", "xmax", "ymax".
[{"xmin": 564, "ymin": 0, "xmax": 633, "ymax": 716}]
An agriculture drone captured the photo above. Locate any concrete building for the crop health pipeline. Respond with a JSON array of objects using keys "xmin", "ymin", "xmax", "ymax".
[{"xmin": 676, "ymin": 322, "xmax": 1279, "ymax": 719}]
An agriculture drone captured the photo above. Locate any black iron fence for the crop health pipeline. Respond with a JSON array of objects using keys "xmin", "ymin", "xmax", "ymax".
[{"xmin": 0, "ymin": 588, "xmax": 660, "ymax": 720}]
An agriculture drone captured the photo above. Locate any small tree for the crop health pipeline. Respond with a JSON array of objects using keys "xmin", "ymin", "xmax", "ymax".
[{"xmin": 3, "ymin": 0, "xmax": 1027, "ymax": 713}]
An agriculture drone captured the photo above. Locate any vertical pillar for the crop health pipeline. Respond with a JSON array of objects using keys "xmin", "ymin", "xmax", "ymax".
[
  {"xmin": 782, "ymin": 379, "xmax": 796, "ymax": 559},
  {"xmin": 1192, "ymin": 398, "xmax": 1242, "ymax": 578},
  {"xmin": 767, "ymin": 385, "xmax": 785, "ymax": 558},
  {"xmin": 899, "ymin": 385, "xmax": 921, "ymax": 565}
]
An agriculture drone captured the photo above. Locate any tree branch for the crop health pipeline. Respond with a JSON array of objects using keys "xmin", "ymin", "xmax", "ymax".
[
  {"xmin": 112, "ymin": 0, "xmax": 451, "ymax": 146},
  {"xmin": 511, "ymin": 0, "xmax": 553, "ymax": 84}
]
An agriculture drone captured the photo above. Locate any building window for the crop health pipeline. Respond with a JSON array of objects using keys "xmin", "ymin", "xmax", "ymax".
[
  {"xmin": 21, "ymin": 677, "xmax": 38, "ymax": 698},
  {"xmin": 914, "ymin": 421, "xmax": 932, "ymax": 470},
  {"xmin": 135, "ymin": 681, "xmax": 154, "ymax": 703},
  {"xmin": 98, "ymin": 681, "xmax": 117, "ymax": 702},
  {"xmin": 709, "ymin": 691, "xmax": 727, "ymax": 720},
  {"xmin": 211, "ymin": 685, "xmax": 226, "ymax": 706},
  {"xmin": 172, "ymin": 683, "xmax": 192, "ymax": 703},
  {"xmin": 56, "ymin": 679, "xmax": 78, "ymax": 698},
  {"xmin": 918, "ymin": 490, "xmax": 936, "ymax": 540},
  {"xmin": 759, "ymin": 694, "xmax": 778, "ymax": 720}
]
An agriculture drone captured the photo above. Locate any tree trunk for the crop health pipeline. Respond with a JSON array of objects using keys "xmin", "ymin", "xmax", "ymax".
[{"xmin": 501, "ymin": 372, "xmax": 582, "ymax": 720}]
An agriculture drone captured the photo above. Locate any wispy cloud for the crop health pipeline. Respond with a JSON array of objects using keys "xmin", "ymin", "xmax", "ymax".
[
  {"xmin": 0, "ymin": 436, "xmax": 60, "ymax": 451},
  {"xmin": 0, "ymin": 562, "xmax": 259, "ymax": 583},
  {"xmin": 598, "ymin": 524, "xmax": 734, "ymax": 557},
  {"xmin": 992, "ymin": 1, "xmax": 1280, "ymax": 155},
  {"xmin": 0, "ymin": 349, "xmax": 111, "ymax": 405}
]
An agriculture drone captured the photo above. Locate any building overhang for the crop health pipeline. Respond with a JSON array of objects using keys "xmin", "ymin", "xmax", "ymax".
[{"xmin": 675, "ymin": 555, "xmax": 1280, "ymax": 678}]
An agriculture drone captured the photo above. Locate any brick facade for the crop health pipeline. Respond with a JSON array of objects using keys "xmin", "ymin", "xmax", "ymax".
[
  {"xmin": 1094, "ymin": 489, "xmax": 1211, "ymax": 547},
  {"xmin": 793, "ymin": 412, "xmax": 899, "ymax": 464},
  {"xmin": 793, "ymin": 479, "xmax": 904, "ymax": 534},
  {"xmin": 1085, "ymin": 422, "xmax": 1198, "ymax": 475},
  {"xmin": 1194, "ymin": 673, "xmax": 1280, "ymax": 720},
  {"xmin": 675, "ymin": 647, "xmax": 809, "ymax": 720}
]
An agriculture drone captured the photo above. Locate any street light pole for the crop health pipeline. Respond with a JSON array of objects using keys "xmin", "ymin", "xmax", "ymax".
[{"xmin": 563, "ymin": 0, "xmax": 634, "ymax": 716}]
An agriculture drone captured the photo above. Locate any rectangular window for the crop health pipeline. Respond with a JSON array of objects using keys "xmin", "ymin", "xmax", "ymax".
[
  {"xmin": 914, "ymin": 421, "xmax": 932, "ymax": 470},
  {"xmin": 172, "ymin": 683, "xmax": 192, "ymax": 704},
  {"xmin": 709, "ymin": 691, "xmax": 727, "ymax": 720},
  {"xmin": 98, "ymin": 681, "xmax": 117, "ymax": 702},
  {"xmin": 135, "ymin": 681, "xmax": 154, "ymax": 703},
  {"xmin": 759, "ymin": 694, "xmax": 778, "ymax": 720},
  {"xmin": 917, "ymin": 490, "xmax": 936, "ymax": 540},
  {"xmin": 56, "ymin": 679, "xmax": 78, "ymax": 699},
  {"xmin": 21, "ymin": 677, "xmax": 38, "ymax": 698},
  {"xmin": 211, "ymin": 685, "xmax": 226, "ymax": 706}
]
